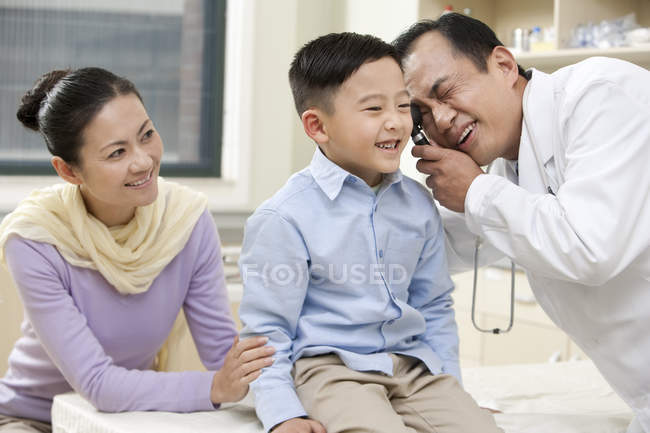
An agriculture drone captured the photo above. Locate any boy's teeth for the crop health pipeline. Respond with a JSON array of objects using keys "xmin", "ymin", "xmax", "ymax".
[{"xmin": 377, "ymin": 142, "xmax": 397, "ymax": 149}]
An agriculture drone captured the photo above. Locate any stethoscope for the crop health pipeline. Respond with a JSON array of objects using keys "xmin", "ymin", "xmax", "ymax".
[{"xmin": 411, "ymin": 104, "xmax": 555, "ymax": 335}]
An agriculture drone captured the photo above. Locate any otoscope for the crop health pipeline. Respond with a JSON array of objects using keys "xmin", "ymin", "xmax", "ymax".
[{"xmin": 410, "ymin": 104, "xmax": 430, "ymax": 146}]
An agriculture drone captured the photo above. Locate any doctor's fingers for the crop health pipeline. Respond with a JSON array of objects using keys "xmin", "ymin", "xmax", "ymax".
[
  {"xmin": 415, "ymin": 158, "xmax": 445, "ymax": 176},
  {"xmin": 411, "ymin": 141, "xmax": 448, "ymax": 161}
]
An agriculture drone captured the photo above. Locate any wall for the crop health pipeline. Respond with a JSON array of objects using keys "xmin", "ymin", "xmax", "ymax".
[{"xmin": 248, "ymin": 0, "xmax": 423, "ymax": 211}]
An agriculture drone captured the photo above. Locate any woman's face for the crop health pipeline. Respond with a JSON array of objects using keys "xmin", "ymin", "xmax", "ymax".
[{"xmin": 71, "ymin": 93, "xmax": 163, "ymax": 227}]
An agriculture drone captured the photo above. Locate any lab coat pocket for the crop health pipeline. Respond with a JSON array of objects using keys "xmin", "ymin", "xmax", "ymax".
[{"xmin": 384, "ymin": 235, "xmax": 426, "ymax": 301}]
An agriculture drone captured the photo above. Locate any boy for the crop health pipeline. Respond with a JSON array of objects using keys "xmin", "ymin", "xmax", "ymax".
[{"xmin": 239, "ymin": 32, "xmax": 502, "ymax": 433}]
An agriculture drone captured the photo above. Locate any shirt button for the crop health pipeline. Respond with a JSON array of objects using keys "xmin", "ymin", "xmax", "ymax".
[{"xmin": 379, "ymin": 249, "xmax": 384, "ymax": 258}]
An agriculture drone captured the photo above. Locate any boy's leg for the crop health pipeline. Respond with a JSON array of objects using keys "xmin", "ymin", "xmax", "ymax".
[
  {"xmin": 293, "ymin": 354, "xmax": 416, "ymax": 433},
  {"xmin": 388, "ymin": 355, "xmax": 504, "ymax": 433}
]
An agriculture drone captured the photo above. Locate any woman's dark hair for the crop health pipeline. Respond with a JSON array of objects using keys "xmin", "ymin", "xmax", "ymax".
[
  {"xmin": 16, "ymin": 67, "xmax": 142, "ymax": 165},
  {"xmin": 393, "ymin": 13, "xmax": 529, "ymax": 79}
]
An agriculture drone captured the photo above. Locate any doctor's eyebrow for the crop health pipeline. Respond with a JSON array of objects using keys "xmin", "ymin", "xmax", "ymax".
[{"xmin": 428, "ymin": 76, "xmax": 449, "ymax": 99}]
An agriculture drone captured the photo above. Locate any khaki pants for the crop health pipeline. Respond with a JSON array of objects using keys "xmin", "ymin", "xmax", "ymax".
[
  {"xmin": 0, "ymin": 415, "xmax": 51, "ymax": 433},
  {"xmin": 293, "ymin": 354, "xmax": 503, "ymax": 433}
]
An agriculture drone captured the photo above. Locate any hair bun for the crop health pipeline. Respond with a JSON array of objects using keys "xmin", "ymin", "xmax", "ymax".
[{"xmin": 16, "ymin": 69, "xmax": 70, "ymax": 131}]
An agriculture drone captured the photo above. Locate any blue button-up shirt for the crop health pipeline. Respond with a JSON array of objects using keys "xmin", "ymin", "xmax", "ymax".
[{"xmin": 239, "ymin": 149, "xmax": 458, "ymax": 432}]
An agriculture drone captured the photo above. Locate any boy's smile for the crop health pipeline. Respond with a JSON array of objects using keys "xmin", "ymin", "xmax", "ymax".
[{"xmin": 315, "ymin": 56, "xmax": 413, "ymax": 187}]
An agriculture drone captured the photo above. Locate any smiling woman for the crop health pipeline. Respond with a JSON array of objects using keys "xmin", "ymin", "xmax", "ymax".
[{"xmin": 0, "ymin": 67, "xmax": 275, "ymax": 433}]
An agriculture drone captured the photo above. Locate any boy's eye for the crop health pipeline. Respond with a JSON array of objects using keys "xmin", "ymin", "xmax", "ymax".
[
  {"xmin": 398, "ymin": 103, "xmax": 411, "ymax": 110},
  {"xmin": 108, "ymin": 148, "xmax": 125, "ymax": 158},
  {"xmin": 365, "ymin": 106, "xmax": 381, "ymax": 111}
]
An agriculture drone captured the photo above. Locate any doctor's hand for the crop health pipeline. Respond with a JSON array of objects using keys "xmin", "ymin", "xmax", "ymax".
[
  {"xmin": 271, "ymin": 417, "xmax": 327, "ymax": 433},
  {"xmin": 210, "ymin": 335, "xmax": 275, "ymax": 404},
  {"xmin": 412, "ymin": 143, "xmax": 483, "ymax": 212}
]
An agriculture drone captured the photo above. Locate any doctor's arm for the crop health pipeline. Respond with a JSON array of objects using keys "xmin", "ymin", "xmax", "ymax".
[{"xmin": 463, "ymin": 81, "xmax": 650, "ymax": 285}]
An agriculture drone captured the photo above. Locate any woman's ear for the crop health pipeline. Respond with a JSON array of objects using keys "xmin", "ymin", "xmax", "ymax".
[
  {"xmin": 301, "ymin": 109, "xmax": 330, "ymax": 146},
  {"xmin": 51, "ymin": 156, "xmax": 83, "ymax": 185},
  {"xmin": 490, "ymin": 46, "xmax": 520, "ymax": 87}
]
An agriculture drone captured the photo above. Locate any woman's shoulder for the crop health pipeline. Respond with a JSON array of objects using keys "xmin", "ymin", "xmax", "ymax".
[
  {"xmin": 5, "ymin": 234, "xmax": 63, "ymax": 264},
  {"xmin": 3, "ymin": 235, "xmax": 70, "ymax": 287},
  {"xmin": 176, "ymin": 209, "xmax": 220, "ymax": 257}
]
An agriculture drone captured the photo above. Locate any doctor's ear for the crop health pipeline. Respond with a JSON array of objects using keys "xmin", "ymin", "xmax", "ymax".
[
  {"xmin": 301, "ymin": 109, "xmax": 330, "ymax": 145},
  {"xmin": 490, "ymin": 46, "xmax": 520, "ymax": 86}
]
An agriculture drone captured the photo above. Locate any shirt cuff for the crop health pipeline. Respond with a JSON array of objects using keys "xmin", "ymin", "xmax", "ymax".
[
  {"xmin": 464, "ymin": 174, "xmax": 510, "ymax": 236},
  {"xmin": 254, "ymin": 384, "xmax": 307, "ymax": 432},
  {"xmin": 442, "ymin": 361, "xmax": 462, "ymax": 386}
]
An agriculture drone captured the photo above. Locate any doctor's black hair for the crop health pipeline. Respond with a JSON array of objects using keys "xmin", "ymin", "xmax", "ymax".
[
  {"xmin": 289, "ymin": 32, "xmax": 401, "ymax": 116},
  {"xmin": 16, "ymin": 67, "xmax": 142, "ymax": 165},
  {"xmin": 393, "ymin": 13, "xmax": 529, "ymax": 79}
]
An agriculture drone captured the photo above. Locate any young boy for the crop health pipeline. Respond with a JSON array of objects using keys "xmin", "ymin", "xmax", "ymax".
[{"xmin": 238, "ymin": 32, "xmax": 503, "ymax": 433}]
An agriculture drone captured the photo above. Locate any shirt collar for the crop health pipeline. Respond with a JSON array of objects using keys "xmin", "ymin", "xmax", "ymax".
[{"xmin": 309, "ymin": 148, "xmax": 405, "ymax": 200}]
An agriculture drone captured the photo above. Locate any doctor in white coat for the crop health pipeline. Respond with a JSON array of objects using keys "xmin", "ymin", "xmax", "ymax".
[{"xmin": 394, "ymin": 13, "xmax": 650, "ymax": 433}]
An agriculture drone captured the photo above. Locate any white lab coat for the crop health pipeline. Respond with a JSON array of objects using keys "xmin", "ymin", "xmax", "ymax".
[{"xmin": 443, "ymin": 57, "xmax": 650, "ymax": 429}]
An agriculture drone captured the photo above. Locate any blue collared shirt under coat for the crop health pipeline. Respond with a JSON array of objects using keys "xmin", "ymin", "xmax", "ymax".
[{"xmin": 239, "ymin": 148, "xmax": 458, "ymax": 432}]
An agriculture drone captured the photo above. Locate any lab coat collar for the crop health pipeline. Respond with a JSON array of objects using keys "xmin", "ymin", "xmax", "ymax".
[
  {"xmin": 521, "ymin": 68, "xmax": 556, "ymax": 167},
  {"xmin": 309, "ymin": 147, "xmax": 404, "ymax": 201}
]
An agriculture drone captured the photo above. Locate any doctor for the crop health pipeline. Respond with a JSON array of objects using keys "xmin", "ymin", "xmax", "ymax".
[{"xmin": 394, "ymin": 13, "xmax": 650, "ymax": 433}]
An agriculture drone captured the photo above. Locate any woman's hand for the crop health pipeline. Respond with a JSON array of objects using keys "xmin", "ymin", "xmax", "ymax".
[{"xmin": 210, "ymin": 335, "xmax": 275, "ymax": 404}]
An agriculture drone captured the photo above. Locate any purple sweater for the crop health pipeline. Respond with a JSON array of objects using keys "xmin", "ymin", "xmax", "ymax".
[{"xmin": 0, "ymin": 210, "xmax": 237, "ymax": 422}]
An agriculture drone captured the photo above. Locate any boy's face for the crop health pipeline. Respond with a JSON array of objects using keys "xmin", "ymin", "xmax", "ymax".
[{"xmin": 318, "ymin": 57, "xmax": 412, "ymax": 186}]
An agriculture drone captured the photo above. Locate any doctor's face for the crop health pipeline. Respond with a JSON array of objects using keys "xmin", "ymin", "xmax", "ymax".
[{"xmin": 403, "ymin": 31, "xmax": 522, "ymax": 166}]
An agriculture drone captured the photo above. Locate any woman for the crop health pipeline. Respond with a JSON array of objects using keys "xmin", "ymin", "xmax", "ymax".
[{"xmin": 0, "ymin": 67, "xmax": 273, "ymax": 432}]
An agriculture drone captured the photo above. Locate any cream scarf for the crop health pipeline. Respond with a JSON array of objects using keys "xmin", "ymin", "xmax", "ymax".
[{"xmin": 0, "ymin": 178, "xmax": 207, "ymax": 295}]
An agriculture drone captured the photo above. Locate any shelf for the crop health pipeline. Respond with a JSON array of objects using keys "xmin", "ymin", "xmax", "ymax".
[{"xmin": 515, "ymin": 45, "xmax": 650, "ymax": 71}]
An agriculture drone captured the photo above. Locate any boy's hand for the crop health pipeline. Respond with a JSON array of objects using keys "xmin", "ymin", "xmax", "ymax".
[
  {"xmin": 271, "ymin": 417, "xmax": 326, "ymax": 433},
  {"xmin": 412, "ymin": 143, "xmax": 483, "ymax": 212},
  {"xmin": 210, "ymin": 335, "xmax": 275, "ymax": 404}
]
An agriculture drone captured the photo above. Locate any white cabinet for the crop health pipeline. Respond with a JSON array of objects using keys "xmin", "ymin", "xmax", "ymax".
[
  {"xmin": 451, "ymin": 267, "xmax": 585, "ymax": 367},
  {"xmin": 420, "ymin": 0, "xmax": 650, "ymax": 71}
]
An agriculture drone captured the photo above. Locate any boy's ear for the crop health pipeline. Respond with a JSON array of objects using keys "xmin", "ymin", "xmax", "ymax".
[
  {"xmin": 301, "ymin": 109, "xmax": 329, "ymax": 145},
  {"xmin": 490, "ymin": 46, "xmax": 519, "ymax": 87},
  {"xmin": 51, "ymin": 156, "xmax": 83, "ymax": 185}
]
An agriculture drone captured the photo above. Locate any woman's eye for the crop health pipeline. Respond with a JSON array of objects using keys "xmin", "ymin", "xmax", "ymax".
[
  {"xmin": 108, "ymin": 149, "xmax": 124, "ymax": 158},
  {"xmin": 143, "ymin": 129, "xmax": 154, "ymax": 140}
]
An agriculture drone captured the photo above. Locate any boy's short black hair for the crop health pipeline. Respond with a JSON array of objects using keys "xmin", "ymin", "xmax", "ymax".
[
  {"xmin": 393, "ymin": 13, "xmax": 529, "ymax": 79},
  {"xmin": 289, "ymin": 32, "xmax": 400, "ymax": 116}
]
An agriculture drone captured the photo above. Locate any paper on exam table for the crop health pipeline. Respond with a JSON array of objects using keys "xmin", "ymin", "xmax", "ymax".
[
  {"xmin": 52, "ymin": 360, "xmax": 633, "ymax": 433},
  {"xmin": 463, "ymin": 360, "xmax": 633, "ymax": 433}
]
